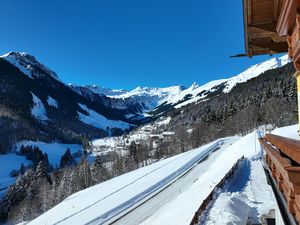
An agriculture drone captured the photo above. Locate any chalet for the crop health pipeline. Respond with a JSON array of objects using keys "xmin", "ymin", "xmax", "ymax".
[{"xmin": 242, "ymin": 0, "xmax": 300, "ymax": 224}]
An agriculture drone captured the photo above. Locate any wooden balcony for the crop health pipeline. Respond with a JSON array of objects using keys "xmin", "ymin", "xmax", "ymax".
[{"xmin": 259, "ymin": 134, "xmax": 300, "ymax": 223}]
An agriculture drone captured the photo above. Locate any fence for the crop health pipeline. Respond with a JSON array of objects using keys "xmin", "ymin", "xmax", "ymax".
[{"xmin": 189, "ymin": 157, "xmax": 245, "ymax": 225}]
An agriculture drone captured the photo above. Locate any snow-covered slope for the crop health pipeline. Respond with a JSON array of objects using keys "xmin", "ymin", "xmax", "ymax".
[
  {"xmin": 167, "ymin": 54, "xmax": 291, "ymax": 109},
  {"xmin": 31, "ymin": 92, "xmax": 48, "ymax": 121},
  {"xmin": 47, "ymin": 96, "xmax": 58, "ymax": 108},
  {"xmin": 77, "ymin": 103, "xmax": 132, "ymax": 131},
  {"xmin": 80, "ymin": 85, "xmax": 127, "ymax": 96}
]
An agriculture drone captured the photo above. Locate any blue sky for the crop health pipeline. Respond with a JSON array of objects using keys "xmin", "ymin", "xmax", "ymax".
[{"xmin": 0, "ymin": 0, "xmax": 284, "ymax": 90}]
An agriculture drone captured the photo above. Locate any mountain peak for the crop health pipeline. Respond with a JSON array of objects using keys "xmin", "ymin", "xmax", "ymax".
[
  {"xmin": 1, "ymin": 51, "xmax": 38, "ymax": 63},
  {"xmin": 0, "ymin": 51, "xmax": 59, "ymax": 80}
]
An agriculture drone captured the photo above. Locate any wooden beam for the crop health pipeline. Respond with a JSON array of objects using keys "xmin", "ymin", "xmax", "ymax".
[
  {"xmin": 277, "ymin": 0, "xmax": 300, "ymax": 36},
  {"xmin": 273, "ymin": 0, "xmax": 279, "ymax": 22},
  {"xmin": 250, "ymin": 22, "xmax": 277, "ymax": 32},
  {"xmin": 247, "ymin": 0, "xmax": 252, "ymax": 25},
  {"xmin": 250, "ymin": 39, "xmax": 288, "ymax": 53},
  {"xmin": 230, "ymin": 53, "xmax": 248, "ymax": 58},
  {"xmin": 243, "ymin": 0, "xmax": 251, "ymax": 56}
]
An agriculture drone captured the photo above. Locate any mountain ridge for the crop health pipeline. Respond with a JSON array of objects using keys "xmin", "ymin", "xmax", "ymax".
[
  {"xmin": 0, "ymin": 51, "xmax": 292, "ymax": 150},
  {"xmin": 1, "ymin": 52, "xmax": 290, "ymax": 114},
  {"xmin": 72, "ymin": 54, "xmax": 290, "ymax": 112}
]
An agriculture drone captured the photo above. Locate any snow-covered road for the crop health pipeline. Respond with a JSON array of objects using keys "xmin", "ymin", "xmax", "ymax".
[
  {"xmin": 89, "ymin": 139, "xmax": 225, "ymax": 225},
  {"xmin": 112, "ymin": 137, "xmax": 238, "ymax": 225},
  {"xmin": 28, "ymin": 138, "xmax": 228, "ymax": 225}
]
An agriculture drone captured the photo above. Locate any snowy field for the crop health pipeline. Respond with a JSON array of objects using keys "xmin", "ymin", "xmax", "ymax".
[
  {"xmin": 0, "ymin": 142, "xmax": 82, "ymax": 191},
  {"xmin": 15, "ymin": 141, "xmax": 82, "ymax": 168},
  {"xmin": 0, "ymin": 153, "xmax": 31, "ymax": 189},
  {"xmin": 0, "ymin": 141, "xmax": 82, "ymax": 191}
]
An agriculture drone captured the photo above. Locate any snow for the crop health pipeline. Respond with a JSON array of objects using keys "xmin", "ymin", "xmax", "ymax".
[
  {"xmin": 78, "ymin": 103, "xmax": 131, "ymax": 131},
  {"xmin": 271, "ymin": 124, "xmax": 299, "ymax": 140},
  {"xmin": 27, "ymin": 140, "xmax": 223, "ymax": 225},
  {"xmin": 201, "ymin": 124, "xmax": 298, "ymax": 225},
  {"xmin": 82, "ymin": 85, "xmax": 127, "ymax": 96},
  {"xmin": 204, "ymin": 193, "xmax": 251, "ymax": 225},
  {"xmin": 98, "ymin": 55, "xmax": 289, "ymax": 111},
  {"xmin": 47, "ymin": 96, "xmax": 58, "ymax": 108},
  {"xmin": 15, "ymin": 141, "xmax": 82, "ymax": 168},
  {"xmin": 31, "ymin": 92, "xmax": 48, "ymax": 121},
  {"xmin": 0, "ymin": 153, "xmax": 31, "ymax": 189},
  {"xmin": 0, "ymin": 52, "xmax": 33, "ymax": 78},
  {"xmin": 156, "ymin": 117, "xmax": 171, "ymax": 126},
  {"xmin": 203, "ymin": 160, "xmax": 276, "ymax": 225},
  {"xmin": 222, "ymin": 54, "xmax": 290, "ymax": 93},
  {"xmin": 108, "ymin": 85, "xmax": 184, "ymax": 103},
  {"xmin": 125, "ymin": 113, "xmax": 136, "ymax": 119}
]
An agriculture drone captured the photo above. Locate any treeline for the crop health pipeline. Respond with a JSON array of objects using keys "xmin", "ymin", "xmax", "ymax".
[
  {"xmin": 166, "ymin": 62, "xmax": 297, "ymax": 149},
  {"xmin": 0, "ymin": 152, "xmax": 110, "ymax": 224}
]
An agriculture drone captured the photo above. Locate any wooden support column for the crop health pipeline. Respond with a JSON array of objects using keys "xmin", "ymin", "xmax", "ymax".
[
  {"xmin": 290, "ymin": 15, "xmax": 300, "ymax": 133},
  {"xmin": 295, "ymin": 72, "xmax": 300, "ymax": 132}
]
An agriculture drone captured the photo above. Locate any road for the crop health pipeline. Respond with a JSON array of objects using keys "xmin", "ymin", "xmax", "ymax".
[{"xmin": 88, "ymin": 138, "xmax": 237, "ymax": 225}]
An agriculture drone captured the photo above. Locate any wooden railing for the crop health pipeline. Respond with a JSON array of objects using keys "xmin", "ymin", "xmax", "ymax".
[
  {"xmin": 259, "ymin": 134, "xmax": 300, "ymax": 223},
  {"xmin": 189, "ymin": 157, "xmax": 244, "ymax": 225},
  {"xmin": 265, "ymin": 134, "xmax": 300, "ymax": 164}
]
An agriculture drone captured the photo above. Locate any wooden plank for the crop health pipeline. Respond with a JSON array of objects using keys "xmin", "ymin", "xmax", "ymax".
[
  {"xmin": 273, "ymin": 0, "xmax": 280, "ymax": 21},
  {"xmin": 277, "ymin": 0, "xmax": 300, "ymax": 36},
  {"xmin": 265, "ymin": 134, "xmax": 300, "ymax": 164}
]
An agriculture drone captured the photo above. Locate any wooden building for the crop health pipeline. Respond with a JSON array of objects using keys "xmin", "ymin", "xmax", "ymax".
[
  {"xmin": 243, "ymin": 0, "xmax": 300, "ymax": 127},
  {"xmin": 242, "ymin": 0, "xmax": 300, "ymax": 223}
]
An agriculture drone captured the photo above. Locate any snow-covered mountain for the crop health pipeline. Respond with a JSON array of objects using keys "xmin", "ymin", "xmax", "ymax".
[
  {"xmin": 0, "ymin": 51, "xmax": 291, "ymax": 145},
  {"xmin": 0, "ymin": 52, "xmax": 59, "ymax": 80},
  {"xmin": 74, "ymin": 54, "xmax": 290, "ymax": 114},
  {"xmin": 0, "ymin": 52, "xmax": 139, "ymax": 146}
]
